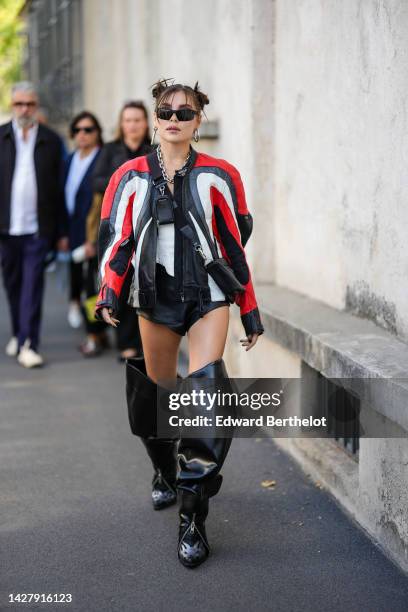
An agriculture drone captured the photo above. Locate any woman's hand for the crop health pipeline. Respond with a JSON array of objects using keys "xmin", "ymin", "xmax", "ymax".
[
  {"xmin": 84, "ymin": 241, "xmax": 97, "ymax": 259},
  {"xmin": 101, "ymin": 307, "xmax": 120, "ymax": 327},
  {"xmin": 240, "ymin": 333, "xmax": 259, "ymax": 351}
]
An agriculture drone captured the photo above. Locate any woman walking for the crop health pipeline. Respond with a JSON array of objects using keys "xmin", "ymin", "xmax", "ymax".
[
  {"xmin": 95, "ymin": 79, "xmax": 264, "ymax": 568},
  {"xmin": 64, "ymin": 111, "xmax": 110, "ymax": 355},
  {"xmin": 92, "ymin": 101, "xmax": 152, "ymax": 361}
]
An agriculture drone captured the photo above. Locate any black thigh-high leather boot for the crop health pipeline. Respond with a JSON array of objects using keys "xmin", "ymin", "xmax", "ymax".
[
  {"xmin": 176, "ymin": 357, "xmax": 235, "ymax": 568},
  {"xmin": 126, "ymin": 356, "xmax": 180, "ymax": 510}
]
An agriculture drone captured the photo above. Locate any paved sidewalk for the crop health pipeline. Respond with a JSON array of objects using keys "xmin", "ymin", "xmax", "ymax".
[{"xmin": 0, "ymin": 272, "xmax": 407, "ymax": 611}]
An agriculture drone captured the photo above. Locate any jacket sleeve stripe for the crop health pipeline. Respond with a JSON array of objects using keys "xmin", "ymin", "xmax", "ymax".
[
  {"xmin": 196, "ymin": 172, "xmax": 241, "ymax": 243},
  {"xmin": 100, "ymin": 174, "xmax": 137, "ymax": 276},
  {"xmin": 96, "ymin": 168, "xmax": 137, "ymax": 312},
  {"xmin": 211, "ymin": 181, "xmax": 264, "ymax": 336},
  {"xmin": 225, "ymin": 162, "xmax": 248, "ymax": 215},
  {"xmin": 188, "ymin": 210, "xmax": 227, "ymax": 301},
  {"xmin": 132, "ymin": 217, "xmax": 153, "ymax": 306}
]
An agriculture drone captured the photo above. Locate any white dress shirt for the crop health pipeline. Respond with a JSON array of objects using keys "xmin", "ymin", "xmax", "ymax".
[
  {"xmin": 64, "ymin": 148, "xmax": 99, "ymax": 217},
  {"xmin": 9, "ymin": 119, "xmax": 39, "ymax": 235}
]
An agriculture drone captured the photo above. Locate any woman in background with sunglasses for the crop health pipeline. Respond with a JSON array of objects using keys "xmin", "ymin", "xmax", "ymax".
[
  {"xmin": 90, "ymin": 101, "xmax": 153, "ymax": 362},
  {"xmin": 64, "ymin": 111, "xmax": 108, "ymax": 355},
  {"xmin": 96, "ymin": 79, "xmax": 264, "ymax": 568}
]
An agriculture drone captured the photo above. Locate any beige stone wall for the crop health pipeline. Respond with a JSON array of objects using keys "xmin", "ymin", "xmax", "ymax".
[
  {"xmin": 224, "ymin": 315, "xmax": 300, "ymax": 378},
  {"xmin": 274, "ymin": 0, "xmax": 408, "ymax": 339}
]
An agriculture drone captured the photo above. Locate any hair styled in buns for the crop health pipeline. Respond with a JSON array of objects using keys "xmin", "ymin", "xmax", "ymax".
[{"xmin": 151, "ymin": 78, "xmax": 209, "ymax": 114}]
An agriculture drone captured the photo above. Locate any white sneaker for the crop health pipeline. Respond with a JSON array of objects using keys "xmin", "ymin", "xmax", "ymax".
[
  {"xmin": 5, "ymin": 336, "xmax": 18, "ymax": 357},
  {"xmin": 17, "ymin": 339, "xmax": 44, "ymax": 368},
  {"xmin": 68, "ymin": 303, "xmax": 82, "ymax": 328}
]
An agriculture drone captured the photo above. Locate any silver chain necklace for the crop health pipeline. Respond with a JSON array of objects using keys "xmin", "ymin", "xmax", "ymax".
[{"xmin": 156, "ymin": 144, "xmax": 191, "ymax": 184}]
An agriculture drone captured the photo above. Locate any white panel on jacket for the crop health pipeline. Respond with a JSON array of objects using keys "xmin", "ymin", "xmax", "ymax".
[{"xmin": 156, "ymin": 223, "xmax": 175, "ymax": 276}]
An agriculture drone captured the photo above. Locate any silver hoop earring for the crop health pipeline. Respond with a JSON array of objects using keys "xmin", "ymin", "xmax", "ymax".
[
  {"xmin": 193, "ymin": 128, "xmax": 200, "ymax": 143},
  {"xmin": 151, "ymin": 127, "xmax": 157, "ymax": 146}
]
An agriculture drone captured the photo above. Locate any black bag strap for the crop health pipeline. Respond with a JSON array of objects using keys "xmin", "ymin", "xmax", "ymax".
[
  {"xmin": 146, "ymin": 150, "xmax": 208, "ymax": 262},
  {"xmin": 146, "ymin": 150, "xmax": 167, "ymax": 195}
]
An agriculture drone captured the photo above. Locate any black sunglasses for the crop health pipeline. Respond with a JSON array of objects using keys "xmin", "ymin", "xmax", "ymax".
[
  {"xmin": 72, "ymin": 126, "xmax": 96, "ymax": 134},
  {"xmin": 157, "ymin": 107, "xmax": 198, "ymax": 121}
]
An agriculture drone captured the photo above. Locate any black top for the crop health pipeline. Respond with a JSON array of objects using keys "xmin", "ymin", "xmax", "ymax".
[
  {"xmin": 171, "ymin": 171, "xmax": 185, "ymax": 300},
  {"xmin": 155, "ymin": 149, "xmax": 196, "ymax": 302},
  {"xmin": 124, "ymin": 143, "xmax": 145, "ymax": 159},
  {"xmin": 92, "ymin": 138, "xmax": 153, "ymax": 194}
]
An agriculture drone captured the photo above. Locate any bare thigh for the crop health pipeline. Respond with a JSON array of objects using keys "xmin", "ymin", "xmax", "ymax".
[
  {"xmin": 187, "ymin": 306, "xmax": 230, "ymax": 373},
  {"xmin": 138, "ymin": 316, "xmax": 182, "ymax": 384}
]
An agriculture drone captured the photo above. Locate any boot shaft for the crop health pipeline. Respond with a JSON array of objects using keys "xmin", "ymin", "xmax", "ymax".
[
  {"xmin": 177, "ymin": 358, "xmax": 234, "ymax": 494},
  {"xmin": 141, "ymin": 436, "xmax": 179, "ymax": 481},
  {"xmin": 179, "ymin": 488, "xmax": 210, "ymax": 523}
]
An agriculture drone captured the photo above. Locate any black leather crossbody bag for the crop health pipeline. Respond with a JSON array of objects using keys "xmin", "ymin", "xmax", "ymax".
[
  {"xmin": 183, "ymin": 233, "xmax": 246, "ymax": 303},
  {"xmin": 146, "ymin": 151, "xmax": 246, "ymax": 303}
]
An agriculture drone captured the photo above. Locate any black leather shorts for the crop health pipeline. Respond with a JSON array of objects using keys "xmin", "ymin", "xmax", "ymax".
[{"xmin": 135, "ymin": 263, "xmax": 230, "ymax": 336}]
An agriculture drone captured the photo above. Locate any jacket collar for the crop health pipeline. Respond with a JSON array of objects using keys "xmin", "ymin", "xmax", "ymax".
[
  {"xmin": 2, "ymin": 120, "xmax": 52, "ymax": 146},
  {"xmin": 2, "ymin": 121, "xmax": 14, "ymax": 140},
  {"xmin": 149, "ymin": 145, "xmax": 198, "ymax": 180},
  {"xmin": 35, "ymin": 123, "xmax": 53, "ymax": 144},
  {"xmin": 64, "ymin": 147, "xmax": 101, "ymax": 185},
  {"xmin": 187, "ymin": 145, "xmax": 198, "ymax": 170},
  {"xmin": 174, "ymin": 145, "xmax": 197, "ymax": 177},
  {"xmin": 11, "ymin": 118, "xmax": 39, "ymax": 143}
]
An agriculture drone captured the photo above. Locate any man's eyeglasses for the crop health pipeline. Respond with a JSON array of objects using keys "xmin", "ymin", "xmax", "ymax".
[
  {"xmin": 72, "ymin": 126, "xmax": 96, "ymax": 134},
  {"xmin": 157, "ymin": 107, "xmax": 198, "ymax": 121},
  {"xmin": 13, "ymin": 101, "xmax": 37, "ymax": 108}
]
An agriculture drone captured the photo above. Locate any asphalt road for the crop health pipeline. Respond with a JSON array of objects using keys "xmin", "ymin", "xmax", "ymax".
[{"xmin": 1, "ymin": 269, "xmax": 408, "ymax": 611}]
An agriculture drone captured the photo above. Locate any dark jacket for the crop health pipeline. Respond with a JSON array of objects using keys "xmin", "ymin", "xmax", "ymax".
[
  {"xmin": 0, "ymin": 121, "xmax": 68, "ymax": 243},
  {"xmin": 63, "ymin": 149, "xmax": 101, "ymax": 251},
  {"xmin": 92, "ymin": 139, "xmax": 153, "ymax": 194},
  {"xmin": 95, "ymin": 148, "xmax": 264, "ymax": 337}
]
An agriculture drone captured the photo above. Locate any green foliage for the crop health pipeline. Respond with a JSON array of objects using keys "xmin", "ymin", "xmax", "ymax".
[{"xmin": 0, "ymin": 0, "xmax": 25, "ymax": 111}]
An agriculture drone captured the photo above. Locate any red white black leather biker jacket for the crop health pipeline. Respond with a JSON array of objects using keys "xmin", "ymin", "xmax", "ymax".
[{"xmin": 95, "ymin": 147, "xmax": 264, "ymax": 337}]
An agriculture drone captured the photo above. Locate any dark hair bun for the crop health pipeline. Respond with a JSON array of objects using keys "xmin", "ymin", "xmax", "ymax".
[
  {"xmin": 151, "ymin": 77, "xmax": 174, "ymax": 99},
  {"xmin": 193, "ymin": 81, "xmax": 210, "ymax": 109}
]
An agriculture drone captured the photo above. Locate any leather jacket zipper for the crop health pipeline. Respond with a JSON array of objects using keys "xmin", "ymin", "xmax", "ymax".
[
  {"xmin": 180, "ymin": 171, "xmax": 209, "ymax": 307},
  {"xmin": 152, "ymin": 206, "xmax": 159, "ymax": 305},
  {"xmin": 180, "ymin": 177, "xmax": 187, "ymax": 302},
  {"xmin": 180, "ymin": 219, "xmax": 185, "ymax": 303}
]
